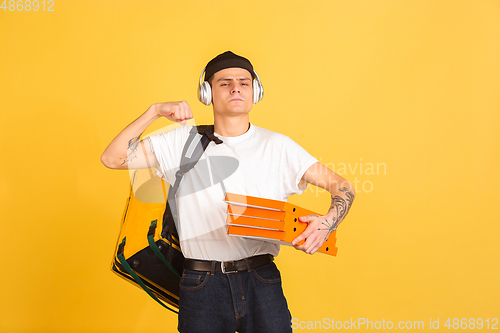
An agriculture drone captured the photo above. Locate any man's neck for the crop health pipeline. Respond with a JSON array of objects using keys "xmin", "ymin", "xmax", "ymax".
[{"xmin": 213, "ymin": 115, "xmax": 250, "ymax": 137}]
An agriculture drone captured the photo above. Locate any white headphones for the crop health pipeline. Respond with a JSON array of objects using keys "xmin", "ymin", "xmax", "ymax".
[{"xmin": 197, "ymin": 67, "xmax": 264, "ymax": 106}]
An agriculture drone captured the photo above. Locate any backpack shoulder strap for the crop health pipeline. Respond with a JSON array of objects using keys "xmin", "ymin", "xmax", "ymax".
[
  {"xmin": 195, "ymin": 125, "xmax": 223, "ymax": 145},
  {"xmin": 169, "ymin": 125, "xmax": 222, "ymax": 194},
  {"xmin": 162, "ymin": 125, "xmax": 223, "ymax": 251}
]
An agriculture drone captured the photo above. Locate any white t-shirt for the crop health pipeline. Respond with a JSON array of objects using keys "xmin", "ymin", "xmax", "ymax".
[{"xmin": 149, "ymin": 122, "xmax": 318, "ymax": 261}]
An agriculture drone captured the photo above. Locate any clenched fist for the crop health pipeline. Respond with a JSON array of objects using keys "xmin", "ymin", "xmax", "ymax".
[{"xmin": 154, "ymin": 101, "xmax": 193, "ymax": 125}]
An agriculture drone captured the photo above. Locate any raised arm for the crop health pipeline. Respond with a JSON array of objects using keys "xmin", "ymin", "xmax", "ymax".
[
  {"xmin": 291, "ymin": 162, "xmax": 356, "ymax": 254},
  {"xmin": 100, "ymin": 101, "xmax": 193, "ymax": 170}
]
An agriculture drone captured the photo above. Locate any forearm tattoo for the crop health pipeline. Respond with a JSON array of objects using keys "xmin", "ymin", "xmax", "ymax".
[
  {"xmin": 318, "ymin": 187, "xmax": 355, "ymax": 241},
  {"xmin": 120, "ymin": 135, "xmax": 141, "ymax": 165}
]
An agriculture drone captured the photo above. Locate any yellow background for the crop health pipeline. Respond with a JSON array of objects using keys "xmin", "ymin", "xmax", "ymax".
[{"xmin": 1, "ymin": 0, "xmax": 499, "ymax": 332}]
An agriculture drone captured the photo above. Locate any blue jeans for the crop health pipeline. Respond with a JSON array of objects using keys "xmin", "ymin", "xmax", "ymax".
[{"xmin": 177, "ymin": 262, "xmax": 293, "ymax": 333}]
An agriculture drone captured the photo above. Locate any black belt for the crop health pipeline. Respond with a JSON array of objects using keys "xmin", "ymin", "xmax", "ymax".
[{"xmin": 183, "ymin": 254, "xmax": 274, "ymax": 274}]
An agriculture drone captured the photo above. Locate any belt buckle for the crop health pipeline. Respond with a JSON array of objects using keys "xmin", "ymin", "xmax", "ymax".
[{"xmin": 221, "ymin": 261, "xmax": 238, "ymax": 274}]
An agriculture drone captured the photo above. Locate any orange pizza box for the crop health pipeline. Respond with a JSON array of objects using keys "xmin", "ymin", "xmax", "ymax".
[{"xmin": 224, "ymin": 193, "xmax": 338, "ymax": 256}]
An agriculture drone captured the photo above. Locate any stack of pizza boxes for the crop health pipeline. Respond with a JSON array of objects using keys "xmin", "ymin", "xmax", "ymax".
[{"xmin": 224, "ymin": 193, "xmax": 337, "ymax": 256}]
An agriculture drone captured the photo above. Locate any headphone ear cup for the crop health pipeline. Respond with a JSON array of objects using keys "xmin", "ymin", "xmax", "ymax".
[
  {"xmin": 253, "ymin": 79, "xmax": 262, "ymax": 104},
  {"xmin": 198, "ymin": 81, "xmax": 212, "ymax": 106}
]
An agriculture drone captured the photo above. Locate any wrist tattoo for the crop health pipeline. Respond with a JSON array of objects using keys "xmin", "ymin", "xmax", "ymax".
[{"xmin": 318, "ymin": 187, "xmax": 355, "ymax": 241}]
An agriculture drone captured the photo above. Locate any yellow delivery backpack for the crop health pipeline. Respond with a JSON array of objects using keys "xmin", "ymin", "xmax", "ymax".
[{"xmin": 110, "ymin": 125, "xmax": 223, "ymax": 313}]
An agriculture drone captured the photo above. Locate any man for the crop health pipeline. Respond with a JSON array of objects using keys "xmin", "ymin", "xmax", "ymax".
[{"xmin": 101, "ymin": 51, "xmax": 355, "ymax": 332}]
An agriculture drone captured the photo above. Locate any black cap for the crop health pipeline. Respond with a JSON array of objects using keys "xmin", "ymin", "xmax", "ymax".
[{"xmin": 204, "ymin": 51, "xmax": 255, "ymax": 81}]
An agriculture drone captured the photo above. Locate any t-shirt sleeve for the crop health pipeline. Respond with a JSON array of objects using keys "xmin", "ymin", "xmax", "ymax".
[
  {"xmin": 147, "ymin": 126, "xmax": 192, "ymax": 185},
  {"xmin": 281, "ymin": 136, "xmax": 318, "ymax": 197}
]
